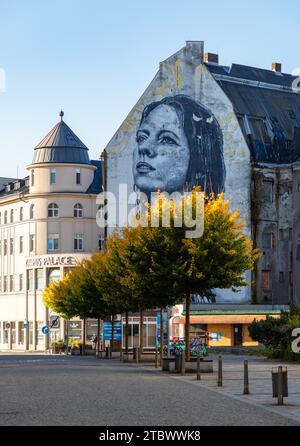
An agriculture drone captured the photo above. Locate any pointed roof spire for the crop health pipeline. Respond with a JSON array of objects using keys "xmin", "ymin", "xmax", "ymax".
[{"xmin": 32, "ymin": 113, "xmax": 90, "ymax": 165}]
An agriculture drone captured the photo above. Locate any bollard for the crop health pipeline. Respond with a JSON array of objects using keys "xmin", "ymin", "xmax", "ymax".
[
  {"xmin": 243, "ymin": 360, "xmax": 250, "ymax": 395},
  {"xmin": 155, "ymin": 348, "xmax": 158, "ymax": 368},
  {"xmin": 180, "ymin": 351, "xmax": 185, "ymax": 376},
  {"xmin": 217, "ymin": 355, "xmax": 223, "ymax": 387},
  {"xmin": 197, "ymin": 354, "xmax": 201, "ymax": 381},
  {"xmin": 278, "ymin": 366, "xmax": 284, "ymax": 406}
]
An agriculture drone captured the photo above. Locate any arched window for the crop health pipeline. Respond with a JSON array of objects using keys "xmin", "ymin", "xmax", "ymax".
[
  {"xmin": 48, "ymin": 203, "xmax": 59, "ymax": 218},
  {"xmin": 20, "ymin": 207, "xmax": 23, "ymax": 221},
  {"xmin": 74, "ymin": 203, "xmax": 83, "ymax": 218},
  {"xmin": 30, "ymin": 204, "xmax": 35, "ymax": 220},
  {"xmin": 10, "ymin": 209, "xmax": 14, "ymax": 223},
  {"xmin": 4, "ymin": 211, "xmax": 7, "ymax": 224}
]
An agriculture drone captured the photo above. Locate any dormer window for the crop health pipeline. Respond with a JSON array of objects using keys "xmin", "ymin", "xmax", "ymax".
[
  {"xmin": 5, "ymin": 184, "xmax": 11, "ymax": 192},
  {"xmin": 76, "ymin": 169, "xmax": 81, "ymax": 185},
  {"xmin": 14, "ymin": 182, "xmax": 20, "ymax": 190},
  {"xmin": 50, "ymin": 168, "xmax": 57, "ymax": 185}
]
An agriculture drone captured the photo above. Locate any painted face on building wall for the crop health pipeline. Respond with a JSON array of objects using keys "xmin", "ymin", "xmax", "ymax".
[
  {"xmin": 133, "ymin": 104, "xmax": 190, "ymax": 195},
  {"xmin": 133, "ymin": 94, "xmax": 226, "ymax": 197}
]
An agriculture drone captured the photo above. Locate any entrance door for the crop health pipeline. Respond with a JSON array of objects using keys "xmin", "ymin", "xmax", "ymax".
[{"xmin": 233, "ymin": 324, "xmax": 243, "ymax": 346}]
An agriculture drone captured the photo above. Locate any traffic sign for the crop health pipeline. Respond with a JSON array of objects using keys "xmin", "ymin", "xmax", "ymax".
[{"xmin": 42, "ymin": 326, "xmax": 50, "ymax": 335}]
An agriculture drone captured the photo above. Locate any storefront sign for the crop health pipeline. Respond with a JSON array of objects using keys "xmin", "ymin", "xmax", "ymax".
[
  {"xmin": 26, "ymin": 255, "xmax": 78, "ymax": 268},
  {"xmin": 103, "ymin": 322, "xmax": 122, "ymax": 341}
]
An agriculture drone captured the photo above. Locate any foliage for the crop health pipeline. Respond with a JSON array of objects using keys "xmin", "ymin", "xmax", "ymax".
[{"xmin": 248, "ymin": 305, "xmax": 300, "ymax": 362}]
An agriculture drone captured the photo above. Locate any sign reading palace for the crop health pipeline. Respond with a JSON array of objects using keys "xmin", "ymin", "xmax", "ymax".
[{"xmin": 25, "ymin": 255, "xmax": 78, "ymax": 268}]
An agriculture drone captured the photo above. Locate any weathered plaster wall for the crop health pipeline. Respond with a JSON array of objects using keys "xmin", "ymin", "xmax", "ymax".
[{"xmin": 105, "ymin": 41, "xmax": 251, "ymax": 303}]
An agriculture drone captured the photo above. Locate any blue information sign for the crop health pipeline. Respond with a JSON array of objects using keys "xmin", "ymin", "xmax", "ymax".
[
  {"xmin": 42, "ymin": 326, "xmax": 50, "ymax": 335},
  {"xmin": 103, "ymin": 321, "xmax": 122, "ymax": 341}
]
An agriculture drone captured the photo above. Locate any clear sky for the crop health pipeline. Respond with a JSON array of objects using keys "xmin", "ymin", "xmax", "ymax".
[{"xmin": 0, "ymin": 0, "xmax": 299, "ymax": 178}]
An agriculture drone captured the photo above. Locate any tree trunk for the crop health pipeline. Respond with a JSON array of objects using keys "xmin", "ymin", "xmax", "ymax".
[
  {"xmin": 82, "ymin": 318, "xmax": 86, "ymax": 356},
  {"xmin": 139, "ymin": 308, "xmax": 143, "ymax": 361},
  {"xmin": 97, "ymin": 317, "xmax": 100, "ymax": 357},
  {"xmin": 125, "ymin": 311, "xmax": 129, "ymax": 361},
  {"xmin": 160, "ymin": 307, "xmax": 164, "ymax": 364},
  {"xmin": 65, "ymin": 319, "xmax": 69, "ymax": 355},
  {"xmin": 111, "ymin": 314, "xmax": 115, "ymax": 354},
  {"xmin": 185, "ymin": 295, "xmax": 190, "ymax": 362}
]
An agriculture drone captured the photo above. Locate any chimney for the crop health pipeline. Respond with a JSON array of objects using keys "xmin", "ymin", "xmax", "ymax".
[
  {"xmin": 204, "ymin": 52, "xmax": 219, "ymax": 64},
  {"xmin": 272, "ymin": 62, "xmax": 282, "ymax": 73}
]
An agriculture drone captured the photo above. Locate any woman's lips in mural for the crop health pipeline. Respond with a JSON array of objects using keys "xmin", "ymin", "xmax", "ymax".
[{"xmin": 136, "ymin": 162, "xmax": 156, "ymax": 174}]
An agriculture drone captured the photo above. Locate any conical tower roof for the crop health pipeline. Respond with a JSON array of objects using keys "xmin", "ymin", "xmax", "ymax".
[{"xmin": 32, "ymin": 111, "xmax": 90, "ymax": 165}]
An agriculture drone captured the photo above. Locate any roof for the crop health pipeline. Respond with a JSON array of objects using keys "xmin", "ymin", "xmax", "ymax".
[
  {"xmin": 0, "ymin": 178, "xmax": 29, "ymax": 197},
  {"xmin": 86, "ymin": 160, "xmax": 102, "ymax": 194},
  {"xmin": 32, "ymin": 118, "xmax": 90, "ymax": 165},
  {"xmin": 0, "ymin": 177, "xmax": 17, "ymax": 190},
  {"xmin": 206, "ymin": 63, "xmax": 300, "ymax": 164}
]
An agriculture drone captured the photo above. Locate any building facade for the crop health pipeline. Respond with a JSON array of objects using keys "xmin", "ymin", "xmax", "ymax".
[
  {"xmin": 0, "ymin": 113, "xmax": 103, "ymax": 351},
  {"xmin": 104, "ymin": 40, "xmax": 300, "ymax": 306}
]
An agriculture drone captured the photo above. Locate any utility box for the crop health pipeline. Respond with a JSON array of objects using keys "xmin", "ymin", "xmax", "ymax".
[{"xmin": 272, "ymin": 367, "xmax": 288, "ymax": 397}]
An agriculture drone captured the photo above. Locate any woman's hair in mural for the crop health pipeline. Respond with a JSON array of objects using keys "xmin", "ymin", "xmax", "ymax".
[{"xmin": 140, "ymin": 94, "xmax": 226, "ymax": 195}]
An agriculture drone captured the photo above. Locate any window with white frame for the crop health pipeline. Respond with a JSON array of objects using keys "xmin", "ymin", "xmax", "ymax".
[
  {"xmin": 10, "ymin": 238, "xmax": 14, "ymax": 255},
  {"xmin": 76, "ymin": 168, "xmax": 81, "ymax": 185},
  {"xmin": 30, "ymin": 234, "xmax": 35, "ymax": 252},
  {"xmin": 30, "ymin": 204, "xmax": 34, "ymax": 219},
  {"xmin": 4, "ymin": 211, "xmax": 7, "ymax": 224},
  {"xmin": 19, "ymin": 236, "xmax": 23, "ymax": 253},
  {"xmin": 48, "ymin": 203, "xmax": 59, "ymax": 218},
  {"xmin": 74, "ymin": 203, "xmax": 83, "ymax": 218},
  {"xmin": 19, "ymin": 274, "xmax": 23, "ymax": 291},
  {"xmin": 48, "ymin": 233, "xmax": 59, "ymax": 251},
  {"xmin": 9, "ymin": 275, "xmax": 14, "ymax": 292},
  {"xmin": 50, "ymin": 168, "xmax": 57, "ymax": 185},
  {"xmin": 10, "ymin": 209, "xmax": 14, "ymax": 223},
  {"xmin": 31, "ymin": 170, "xmax": 34, "ymax": 186},
  {"xmin": 19, "ymin": 207, "xmax": 23, "ymax": 221},
  {"xmin": 74, "ymin": 233, "xmax": 83, "ymax": 251}
]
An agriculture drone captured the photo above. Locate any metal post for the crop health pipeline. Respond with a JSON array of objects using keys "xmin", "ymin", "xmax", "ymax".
[
  {"xmin": 278, "ymin": 366, "xmax": 284, "ymax": 406},
  {"xmin": 217, "ymin": 355, "xmax": 223, "ymax": 387},
  {"xmin": 180, "ymin": 351, "xmax": 185, "ymax": 376},
  {"xmin": 197, "ymin": 354, "xmax": 201, "ymax": 381},
  {"xmin": 155, "ymin": 348, "xmax": 158, "ymax": 368},
  {"xmin": 243, "ymin": 360, "xmax": 249, "ymax": 394}
]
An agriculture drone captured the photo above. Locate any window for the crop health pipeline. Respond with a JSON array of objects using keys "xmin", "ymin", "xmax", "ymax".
[
  {"xmin": 9, "ymin": 275, "xmax": 14, "ymax": 292},
  {"xmin": 4, "ymin": 239, "xmax": 7, "ymax": 256},
  {"xmin": 50, "ymin": 168, "xmax": 57, "ymax": 185},
  {"xmin": 48, "ymin": 269, "xmax": 60, "ymax": 285},
  {"xmin": 30, "ymin": 204, "xmax": 34, "ymax": 219},
  {"xmin": 262, "ymin": 232, "xmax": 273, "ymax": 250},
  {"xmin": 19, "ymin": 207, "xmax": 23, "ymax": 221},
  {"xmin": 36, "ymin": 269, "xmax": 44, "ymax": 290},
  {"xmin": 48, "ymin": 233, "xmax": 59, "ymax": 251},
  {"xmin": 30, "ymin": 234, "xmax": 35, "ymax": 252},
  {"xmin": 279, "ymin": 229, "xmax": 285, "ymax": 241},
  {"xmin": 10, "ymin": 209, "xmax": 14, "ymax": 223},
  {"xmin": 76, "ymin": 169, "xmax": 81, "ymax": 185},
  {"xmin": 262, "ymin": 181, "xmax": 273, "ymax": 203},
  {"xmin": 3, "ymin": 276, "xmax": 7, "ymax": 292},
  {"xmin": 74, "ymin": 203, "xmax": 83, "ymax": 218},
  {"xmin": 289, "ymin": 228, "xmax": 293, "ymax": 241},
  {"xmin": 74, "ymin": 233, "xmax": 83, "ymax": 251},
  {"xmin": 4, "ymin": 211, "xmax": 7, "ymax": 224},
  {"xmin": 261, "ymin": 270, "xmax": 270, "ymax": 290},
  {"xmin": 279, "ymin": 272, "xmax": 284, "ymax": 283},
  {"xmin": 99, "ymin": 236, "xmax": 104, "ymax": 251},
  {"xmin": 48, "ymin": 203, "xmax": 59, "ymax": 218},
  {"xmin": 10, "ymin": 238, "xmax": 14, "ymax": 255},
  {"xmin": 19, "ymin": 274, "xmax": 23, "ymax": 291},
  {"xmin": 31, "ymin": 170, "xmax": 34, "ymax": 186},
  {"xmin": 19, "ymin": 236, "xmax": 23, "ymax": 253}
]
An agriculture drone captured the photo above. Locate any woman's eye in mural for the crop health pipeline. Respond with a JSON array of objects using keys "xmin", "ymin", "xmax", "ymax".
[
  {"xmin": 159, "ymin": 135, "xmax": 178, "ymax": 146},
  {"xmin": 136, "ymin": 132, "xmax": 148, "ymax": 144}
]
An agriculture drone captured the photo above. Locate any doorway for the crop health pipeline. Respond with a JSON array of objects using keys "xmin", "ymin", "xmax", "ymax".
[{"xmin": 233, "ymin": 324, "xmax": 243, "ymax": 346}]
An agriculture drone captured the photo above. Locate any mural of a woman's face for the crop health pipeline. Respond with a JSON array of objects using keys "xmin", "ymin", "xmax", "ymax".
[{"xmin": 133, "ymin": 104, "xmax": 190, "ymax": 195}]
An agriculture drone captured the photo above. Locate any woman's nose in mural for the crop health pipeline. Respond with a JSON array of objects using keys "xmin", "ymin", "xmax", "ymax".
[{"xmin": 138, "ymin": 140, "xmax": 157, "ymax": 158}]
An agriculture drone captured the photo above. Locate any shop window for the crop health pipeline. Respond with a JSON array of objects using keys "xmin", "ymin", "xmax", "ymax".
[
  {"xmin": 36, "ymin": 269, "xmax": 44, "ymax": 290},
  {"xmin": 48, "ymin": 268, "xmax": 60, "ymax": 285},
  {"xmin": 27, "ymin": 270, "xmax": 34, "ymax": 290}
]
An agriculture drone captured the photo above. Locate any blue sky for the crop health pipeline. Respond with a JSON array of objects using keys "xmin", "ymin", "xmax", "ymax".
[{"xmin": 0, "ymin": 0, "xmax": 299, "ymax": 177}]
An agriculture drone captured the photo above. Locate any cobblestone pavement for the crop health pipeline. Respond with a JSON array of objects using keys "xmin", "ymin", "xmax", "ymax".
[{"xmin": 0, "ymin": 352, "xmax": 298, "ymax": 426}]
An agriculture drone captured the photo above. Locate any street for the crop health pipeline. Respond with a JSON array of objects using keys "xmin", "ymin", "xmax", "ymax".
[{"xmin": 0, "ymin": 353, "xmax": 298, "ymax": 426}]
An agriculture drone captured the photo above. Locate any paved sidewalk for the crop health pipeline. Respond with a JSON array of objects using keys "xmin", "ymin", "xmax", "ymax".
[{"xmin": 153, "ymin": 353, "xmax": 300, "ymax": 424}]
